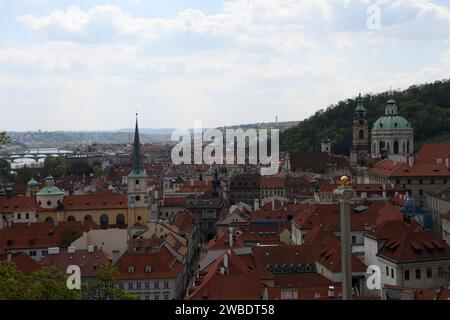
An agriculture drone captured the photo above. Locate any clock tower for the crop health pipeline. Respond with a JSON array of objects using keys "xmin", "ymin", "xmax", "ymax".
[
  {"xmin": 127, "ymin": 114, "xmax": 150, "ymax": 226},
  {"xmin": 350, "ymin": 94, "xmax": 369, "ymax": 166}
]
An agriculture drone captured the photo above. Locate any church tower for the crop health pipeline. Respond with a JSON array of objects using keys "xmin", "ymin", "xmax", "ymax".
[
  {"xmin": 127, "ymin": 114, "xmax": 150, "ymax": 226},
  {"xmin": 321, "ymin": 129, "xmax": 331, "ymax": 154},
  {"xmin": 350, "ymin": 94, "xmax": 369, "ymax": 166}
]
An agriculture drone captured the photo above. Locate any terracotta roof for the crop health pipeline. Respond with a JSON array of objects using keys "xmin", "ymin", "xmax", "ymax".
[
  {"xmin": 415, "ymin": 144, "xmax": 450, "ymax": 165},
  {"xmin": 272, "ymin": 273, "xmax": 333, "ymax": 288},
  {"xmin": 115, "ymin": 246, "xmax": 183, "ymax": 280},
  {"xmin": 369, "ymin": 159, "xmax": 450, "ymax": 177},
  {"xmin": 161, "ymin": 196, "xmax": 186, "ymax": 207},
  {"xmin": 260, "ymin": 176, "xmax": 285, "ymax": 188},
  {"xmin": 62, "ymin": 194, "xmax": 128, "ymax": 210},
  {"xmin": 366, "ymin": 219, "xmax": 423, "ymax": 240},
  {"xmin": 377, "ymin": 231, "xmax": 450, "ymax": 263},
  {"xmin": 187, "ymin": 251, "xmax": 264, "ymax": 300},
  {"xmin": 40, "ymin": 248, "xmax": 111, "ymax": 277},
  {"xmin": 290, "ymin": 152, "xmax": 350, "ymax": 170},
  {"xmin": 0, "ymin": 221, "xmax": 99, "ymax": 252},
  {"xmin": 0, "ymin": 252, "xmax": 40, "ymax": 275}
]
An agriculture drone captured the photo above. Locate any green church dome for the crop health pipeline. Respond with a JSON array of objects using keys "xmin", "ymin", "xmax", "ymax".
[
  {"xmin": 27, "ymin": 177, "xmax": 39, "ymax": 187},
  {"xmin": 372, "ymin": 115, "xmax": 411, "ymax": 131}
]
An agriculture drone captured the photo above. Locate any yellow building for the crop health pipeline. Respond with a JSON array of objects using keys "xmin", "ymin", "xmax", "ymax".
[{"xmin": 0, "ymin": 116, "xmax": 150, "ymax": 229}]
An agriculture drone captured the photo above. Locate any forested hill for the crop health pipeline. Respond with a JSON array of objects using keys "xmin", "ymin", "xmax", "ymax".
[{"xmin": 280, "ymin": 79, "xmax": 450, "ymax": 155}]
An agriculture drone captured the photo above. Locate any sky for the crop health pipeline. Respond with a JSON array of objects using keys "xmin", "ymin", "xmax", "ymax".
[{"xmin": 0, "ymin": 0, "xmax": 450, "ymax": 131}]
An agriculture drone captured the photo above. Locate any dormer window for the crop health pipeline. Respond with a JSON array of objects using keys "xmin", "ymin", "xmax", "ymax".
[{"xmin": 128, "ymin": 266, "xmax": 135, "ymax": 274}]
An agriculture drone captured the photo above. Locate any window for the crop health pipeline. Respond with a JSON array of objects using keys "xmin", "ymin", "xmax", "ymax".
[
  {"xmin": 419, "ymin": 179, "xmax": 423, "ymax": 184},
  {"xmin": 415, "ymin": 269, "xmax": 421, "ymax": 279},
  {"xmin": 154, "ymin": 282, "xmax": 159, "ymax": 289},
  {"xmin": 419, "ymin": 190, "xmax": 423, "ymax": 196},
  {"xmin": 118, "ymin": 283, "xmax": 123, "ymax": 289},
  {"xmin": 164, "ymin": 282, "xmax": 169, "ymax": 289},
  {"xmin": 42, "ymin": 250, "xmax": 48, "ymax": 256},
  {"xmin": 391, "ymin": 268, "xmax": 394, "ymax": 279},
  {"xmin": 431, "ymin": 179, "xmax": 434, "ymax": 184},
  {"xmin": 135, "ymin": 180, "xmax": 140, "ymax": 185},
  {"xmin": 136, "ymin": 282, "xmax": 141, "ymax": 289},
  {"xmin": 154, "ymin": 295, "xmax": 159, "ymax": 301},
  {"xmin": 29, "ymin": 251, "xmax": 36, "ymax": 256},
  {"xmin": 47, "ymin": 200, "xmax": 52, "ymax": 206},
  {"xmin": 128, "ymin": 282, "xmax": 133, "ymax": 289},
  {"xmin": 427, "ymin": 268, "xmax": 432, "ymax": 279},
  {"xmin": 145, "ymin": 296, "xmax": 150, "ymax": 300},
  {"xmin": 164, "ymin": 294, "xmax": 169, "ymax": 300},
  {"xmin": 351, "ymin": 236, "xmax": 357, "ymax": 244},
  {"xmin": 405, "ymin": 269, "xmax": 410, "ymax": 280},
  {"xmin": 25, "ymin": 213, "xmax": 29, "ymax": 219},
  {"xmin": 145, "ymin": 282, "xmax": 150, "ymax": 289},
  {"xmin": 386, "ymin": 266, "xmax": 389, "ymax": 275},
  {"xmin": 17, "ymin": 213, "xmax": 22, "ymax": 220}
]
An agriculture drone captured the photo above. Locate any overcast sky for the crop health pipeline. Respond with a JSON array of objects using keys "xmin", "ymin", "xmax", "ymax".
[{"xmin": 1, "ymin": 0, "xmax": 449, "ymax": 131}]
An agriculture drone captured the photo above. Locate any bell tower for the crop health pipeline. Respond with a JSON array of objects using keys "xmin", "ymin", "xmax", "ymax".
[
  {"xmin": 350, "ymin": 94, "xmax": 369, "ymax": 166},
  {"xmin": 127, "ymin": 114, "xmax": 150, "ymax": 226}
]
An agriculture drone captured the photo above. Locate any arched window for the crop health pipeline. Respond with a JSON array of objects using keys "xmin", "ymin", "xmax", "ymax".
[
  {"xmin": 359, "ymin": 129, "xmax": 364, "ymax": 140},
  {"xmin": 100, "ymin": 214, "xmax": 109, "ymax": 227},
  {"xmin": 67, "ymin": 215, "xmax": 76, "ymax": 222},
  {"xmin": 116, "ymin": 214, "xmax": 125, "ymax": 226},
  {"xmin": 393, "ymin": 141, "xmax": 399, "ymax": 154},
  {"xmin": 84, "ymin": 215, "xmax": 93, "ymax": 222},
  {"xmin": 45, "ymin": 216, "xmax": 54, "ymax": 223}
]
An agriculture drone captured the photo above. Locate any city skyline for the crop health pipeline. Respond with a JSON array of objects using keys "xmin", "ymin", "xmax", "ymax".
[{"xmin": 1, "ymin": 0, "xmax": 450, "ymax": 131}]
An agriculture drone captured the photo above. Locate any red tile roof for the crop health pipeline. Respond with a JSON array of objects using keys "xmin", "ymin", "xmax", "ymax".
[
  {"xmin": 415, "ymin": 144, "xmax": 450, "ymax": 165},
  {"xmin": 115, "ymin": 246, "xmax": 183, "ymax": 280},
  {"xmin": 0, "ymin": 252, "xmax": 40, "ymax": 275},
  {"xmin": 377, "ymin": 231, "xmax": 450, "ymax": 263},
  {"xmin": 370, "ymin": 159, "xmax": 450, "ymax": 177},
  {"xmin": 40, "ymin": 248, "xmax": 111, "ymax": 277},
  {"xmin": 0, "ymin": 221, "xmax": 99, "ymax": 252}
]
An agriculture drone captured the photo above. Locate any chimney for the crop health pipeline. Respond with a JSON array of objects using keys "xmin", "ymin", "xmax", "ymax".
[
  {"xmin": 112, "ymin": 250, "xmax": 120, "ymax": 265},
  {"xmin": 272, "ymin": 200, "xmax": 275, "ymax": 211},
  {"xmin": 223, "ymin": 252, "xmax": 229, "ymax": 270},
  {"xmin": 328, "ymin": 286, "xmax": 335, "ymax": 299},
  {"xmin": 228, "ymin": 227, "xmax": 233, "ymax": 248},
  {"xmin": 254, "ymin": 199, "xmax": 260, "ymax": 211},
  {"xmin": 408, "ymin": 156, "xmax": 414, "ymax": 168},
  {"xmin": 382, "ymin": 184, "xmax": 387, "ymax": 199},
  {"xmin": 7, "ymin": 253, "xmax": 12, "ymax": 262}
]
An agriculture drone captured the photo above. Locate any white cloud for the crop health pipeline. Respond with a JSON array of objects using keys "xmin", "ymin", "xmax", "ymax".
[{"xmin": 1, "ymin": 0, "xmax": 450, "ymax": 130}]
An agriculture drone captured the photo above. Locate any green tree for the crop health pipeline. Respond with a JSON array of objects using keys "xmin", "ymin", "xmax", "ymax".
[
  {"xmin": 0, "ymin": 132, "xmax": 10, "ymax": 145},
  {"xmin": 0, "ymin": 261, "xmax": 29, "ymax": 299},
  {"xmin": 27, "ymin": 266, "xmax": 81, "ymax": 300},
  {"xmin": 0, "ymin": 158, "xmax": 11, "ymax": 182},
  {"xmin": 59, "ymin": 228, "xmax": 82, "ymax": 248},
  {"xmin": 83, "ymin": 266, "xmax": 136, "ymax": 300}
]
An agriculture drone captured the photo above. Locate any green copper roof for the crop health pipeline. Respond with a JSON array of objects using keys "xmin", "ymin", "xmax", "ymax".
[
  {"xmin": 354, "ymin": 94, "xmax": 366, "ymax": 118},
  {"xmin": 372, "ymin": 115, "xmax": 411, "ymax": 130},
  {"xmin": 27, "ymin": 177, "xmax": 39, "ymax": 187},
  {"xmin": 129, "ymin": 114, "xmax": 147, "ymax": 177},
  {"xmin": 36, "ymin": 186, "xmax": 64, "ymax": 196}
]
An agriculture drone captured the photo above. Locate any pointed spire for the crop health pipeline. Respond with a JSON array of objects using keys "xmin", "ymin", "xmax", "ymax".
[{"xmin": 131, "ymin": 113, "xmax": 143, "ymax": 174}]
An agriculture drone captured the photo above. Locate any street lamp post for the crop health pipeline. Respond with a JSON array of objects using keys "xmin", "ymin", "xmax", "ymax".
[{"xmin": 333, "ymin": 176, "xmax": 355, "ymax": 300}]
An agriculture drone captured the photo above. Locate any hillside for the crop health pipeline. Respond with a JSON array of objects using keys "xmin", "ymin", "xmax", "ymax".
[{"xmin": 280, "ymin": 79, "xmax": 450, "ymax": 155}]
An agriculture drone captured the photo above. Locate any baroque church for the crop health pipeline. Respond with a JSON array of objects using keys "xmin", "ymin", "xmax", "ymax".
[{"xmin": 350, "ymin": 94, "xmax": 414, "ymax": 166}]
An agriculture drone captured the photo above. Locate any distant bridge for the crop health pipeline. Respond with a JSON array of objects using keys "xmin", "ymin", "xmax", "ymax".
[{"xmin": 0, "ymin": 148, "xmax": 73, "ymax": 162}]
